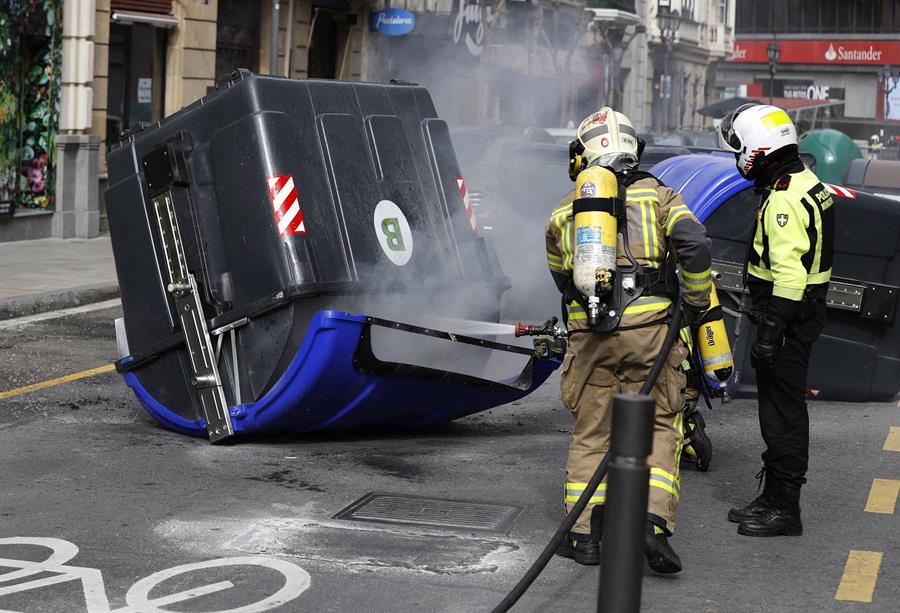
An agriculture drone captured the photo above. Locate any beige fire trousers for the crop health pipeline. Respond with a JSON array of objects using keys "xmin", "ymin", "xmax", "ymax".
[{"xmin": 561, "ymin": 322, "xmax": 687, "ymax": 536}]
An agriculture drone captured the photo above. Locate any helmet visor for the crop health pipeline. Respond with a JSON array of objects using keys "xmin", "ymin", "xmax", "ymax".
[{"xmin": 718, "ymin": 103, "xmax": 755, "ymax": 152}]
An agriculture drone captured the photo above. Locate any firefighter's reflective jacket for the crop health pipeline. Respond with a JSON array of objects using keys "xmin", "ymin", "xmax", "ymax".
[
  {"xmin": 545, "ymin": 175, "xmax": 712, "ymax": 329},
  {"xmin": 747, "ymin": 168, "xmax": 834, "ymax": 301}
]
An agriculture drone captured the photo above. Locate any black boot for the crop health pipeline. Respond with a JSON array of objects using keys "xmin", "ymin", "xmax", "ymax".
[
  {"xmin": 645, "ymin": 521, "xmax": 682, "ymax": 574},
  {"xmin": 727, "ymin": 468, "xmax": 776, "ymax": 523},
  {"xmin": 737, "ymin": 481, "xmax": 803, "ymax": 537},
  {"xmin": 556, "ymin": 532, "xmax": 600, "ymax": 565}
]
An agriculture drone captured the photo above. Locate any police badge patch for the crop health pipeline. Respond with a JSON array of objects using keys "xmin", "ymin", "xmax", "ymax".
[{"xmin": 776, "ymin": 213, "xmax": 789, "ymax": 227}]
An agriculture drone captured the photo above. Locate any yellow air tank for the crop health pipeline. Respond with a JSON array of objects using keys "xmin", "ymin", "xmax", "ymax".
[
  {"xmin": 572, "ymin": 165, "xmax": 619, "ymax": 326},
  {"xmin": 697, "ymin": 285, "xmax": 734, "ymax": 382}
]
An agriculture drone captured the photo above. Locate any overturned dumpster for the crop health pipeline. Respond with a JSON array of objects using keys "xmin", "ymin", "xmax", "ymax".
[
  {"xmin": 106, "ymin": 71, "xmax": 561, "ymax": 442},
  {"xmin": 653, "ymin": 154, "xmax": 900, "ymax": 402}
]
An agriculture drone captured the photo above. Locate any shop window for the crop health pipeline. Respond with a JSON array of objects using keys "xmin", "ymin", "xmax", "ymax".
[
  {"xmin": 771, "ymin": 0, "xmax": 787, "ymax": 32},
  {"xmin": 752, "ymin": 0, "xmax": 772, "ymax": 32},
  {"xmin": 308, "ymin": 9, "xmax": 338, "ymax": 79},
  {"xmin": 735, "ymin": 0, "xmax": 753, "ymax": 33},
  {"xmin": 837, "ymin": 1, "xmax": 855, "ymax": 32},
  {"xmin": 106, "ymin": 23, "xmax": 168, "ymax": 146},
  {"xmin": 802, "ymin": 0, "xmax": 820, "ymax": 30},
  {"xmin": 786, "ymin": 0, "xmax": 804, "ymax": 32},
  {"xmin": 820, "ymin": 1, "xmax": 838, "ymax": 32},
  {"xmin": 216, "ymin": 0, "xmax": 261, "ymax": 79},
  {"xmin": 0, "ymin": 0, "xmax": 62, "ymax": 211}
]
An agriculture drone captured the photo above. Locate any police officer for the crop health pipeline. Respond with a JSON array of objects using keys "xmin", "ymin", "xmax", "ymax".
[
  {"xmin": 718, "ymin": 104, "xmax": 834, "ymax": 537},
  {"xmin": 546, "ymin": 108, "xmax": 712, "ymax": 572}
]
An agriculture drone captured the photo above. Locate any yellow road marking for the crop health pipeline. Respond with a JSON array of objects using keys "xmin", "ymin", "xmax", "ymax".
[
  {"xmin": 865, "ymin": 479, "xmax": 900, "ymax": 514},
  {"xmin": 884, "ymin": 427, "xmax": 900, "ymax": 452},
  {"xmin": 835, "ymin": 550, "xmax": 883, "ymax": 603},
  {"xmin": 0, "ymin": 364, "xmax": 116, "ymax": 400}
]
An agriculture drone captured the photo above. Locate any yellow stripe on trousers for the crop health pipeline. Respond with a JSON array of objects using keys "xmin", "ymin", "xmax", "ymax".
[{"xmin": 0, "ymin": 364, "xmax": 117, "ymax": 400}]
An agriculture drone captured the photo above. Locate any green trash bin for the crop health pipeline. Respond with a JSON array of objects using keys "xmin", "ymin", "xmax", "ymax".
[{"xmin": 798, "ymin": 128, "xmax": 862, "ymax": 184}]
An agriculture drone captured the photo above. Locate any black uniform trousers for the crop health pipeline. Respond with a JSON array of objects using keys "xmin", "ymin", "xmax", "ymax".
[{"xmin": 754, "ymin": 300, "xmax": 826, "ymax": 486}]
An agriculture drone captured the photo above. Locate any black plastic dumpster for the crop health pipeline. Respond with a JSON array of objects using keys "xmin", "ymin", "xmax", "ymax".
[
  {"xmin": 654, "ymin": 154, "xmax": 900, "ymax": 402},
  {"xmin": 106, "ymin": 71, "xmax": 560, "ymax": 442}
]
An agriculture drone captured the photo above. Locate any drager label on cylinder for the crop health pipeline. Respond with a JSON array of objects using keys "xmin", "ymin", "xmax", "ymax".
[{"xmin": 374, "ymin": 199, "xmax": 414, "ymax": 265}]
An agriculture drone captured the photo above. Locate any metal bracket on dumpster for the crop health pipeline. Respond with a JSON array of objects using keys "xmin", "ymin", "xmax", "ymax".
[
  {"xmin": 711, "ymin": 259, "xmax": 898, "ymax": 322},
  {"xmin": 144, "ymin": 145, "xmax": 234, "ymax": 443},
  {"xmin": 353, "ymin": 316, "xmax": 541, "ymax": 392}
]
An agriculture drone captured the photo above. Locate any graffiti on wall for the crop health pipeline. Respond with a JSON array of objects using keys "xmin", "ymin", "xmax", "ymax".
[{"xmin": 0, "ymin": 0, "xmax": 61, "ymax": 214}]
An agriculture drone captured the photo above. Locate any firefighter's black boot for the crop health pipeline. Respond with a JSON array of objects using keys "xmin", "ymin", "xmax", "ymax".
[
  {"xmin": 556, "ymin": 506, "xmax": 604, "ymax": 565},
  {"xmin": 727, "ymin": 467, "xmax": 777, "ymax": 523},
  {"xmin": 737, "ymin": 481, "xmax": 803, "ymax": 537},
  {"xmin": 556, "ymin": 532, "xmax": 600, "ymax": 565},
  {"xmin": 644, "ymin": 521, "xmax": 682, "ymax": 574}
]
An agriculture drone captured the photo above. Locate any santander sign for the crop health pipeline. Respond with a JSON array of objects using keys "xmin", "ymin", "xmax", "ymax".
[{"xmin": 730, "ymin": 40, "xmax": 900, "ymax": 65}]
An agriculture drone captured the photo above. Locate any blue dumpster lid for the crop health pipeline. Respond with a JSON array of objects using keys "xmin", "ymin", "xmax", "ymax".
[
  {"xmin": 124, "ymin": 310, "xmax": 560, "ymax": 438},
  {"xmin": 650, "ymin": 153, "xmax": 752, "ymax": 222}
]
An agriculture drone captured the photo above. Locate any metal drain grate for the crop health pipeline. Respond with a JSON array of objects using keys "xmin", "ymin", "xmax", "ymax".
[{"xmin": 334, "ymin": 492, "xmax": 526, "ymax": 533}]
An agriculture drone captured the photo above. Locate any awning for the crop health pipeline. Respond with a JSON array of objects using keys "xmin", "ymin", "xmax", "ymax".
[
  {"xmin": 111, "ymin": 10, "xmax": 179, "ymax": 28},
  {"xmin": 698, "ymin": 96, "xmax": 844, "ymax": 118}
]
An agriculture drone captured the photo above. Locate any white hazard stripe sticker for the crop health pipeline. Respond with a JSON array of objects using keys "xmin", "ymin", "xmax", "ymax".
[
  {"xmin": 266, "ymin": 174, "xmax": 306, "ymax": 236},
  {"xmin": 456, "ymin": 176, "xmax": 477, "ymax": 231},
  {"xmin": 824, "ymin": 183, "xmax": 856, "ymax": 199}
]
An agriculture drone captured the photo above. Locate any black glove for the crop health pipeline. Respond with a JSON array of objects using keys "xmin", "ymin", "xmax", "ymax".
[{"xmin": 751, "ymin": 314, "xmax": 786, "ymax": 370}]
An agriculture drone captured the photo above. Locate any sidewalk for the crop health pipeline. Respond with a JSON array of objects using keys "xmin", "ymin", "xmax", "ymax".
[{"xmin": 0, "ymin": 237, "xmax": 119, "ymax": 320}]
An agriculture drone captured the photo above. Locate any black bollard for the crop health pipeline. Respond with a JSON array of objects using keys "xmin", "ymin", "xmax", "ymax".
[{"xmin": 597, "ymin": 394, "xmax": 656, "ymax": 613}]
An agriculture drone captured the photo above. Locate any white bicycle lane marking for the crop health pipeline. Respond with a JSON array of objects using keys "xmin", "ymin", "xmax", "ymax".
[{"xmin": 0, "ymin": 537, "xmax": 311, "ymax": 613}]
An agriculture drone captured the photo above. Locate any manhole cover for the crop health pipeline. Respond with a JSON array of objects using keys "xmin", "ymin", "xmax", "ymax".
[{"xmin": 334, "ymin": 492, "xmax": 525, "ymax": 533}]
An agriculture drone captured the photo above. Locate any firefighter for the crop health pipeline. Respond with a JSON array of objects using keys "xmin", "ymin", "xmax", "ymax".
[
  {"xmin": 547, "ymin": 108, "xmax": 712, "ymax": 572},
  {"xmin": 718, "ymin": 104, "xmax": 833, "ymax": 537}
]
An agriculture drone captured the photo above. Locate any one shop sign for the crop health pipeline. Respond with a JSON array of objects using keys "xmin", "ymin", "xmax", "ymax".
[
  {"xmin": 371, "ymin": 8, "xmax": 416, "ymax": 37},
  {"xmin": 453, "ymin": 0, "xmax": 496, "ymax": 57}
]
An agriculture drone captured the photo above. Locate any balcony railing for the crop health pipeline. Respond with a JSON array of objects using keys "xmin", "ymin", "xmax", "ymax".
[{"xmin": 585, "ymin": 0, "xmax": 636, "ymax": 11}]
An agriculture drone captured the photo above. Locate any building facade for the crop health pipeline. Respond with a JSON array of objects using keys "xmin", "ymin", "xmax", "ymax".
[
  {"xmin": 2, "ymin": 0, "xmax": 737, "ymax": 242},
  {"xmin": 718, "ymin": 0, "xmax": 900, "ymax": 140}
]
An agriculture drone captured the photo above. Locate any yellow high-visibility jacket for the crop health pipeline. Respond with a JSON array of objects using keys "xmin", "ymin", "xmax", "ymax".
[{"xmin": 747, "ymin": 168, "xmax": 834, "ymax": 301}]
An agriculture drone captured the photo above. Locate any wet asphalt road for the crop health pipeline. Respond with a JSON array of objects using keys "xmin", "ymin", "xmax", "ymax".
[{"xmin": 0, "ymin": 303, "xmax": 898, "ymax": 612}]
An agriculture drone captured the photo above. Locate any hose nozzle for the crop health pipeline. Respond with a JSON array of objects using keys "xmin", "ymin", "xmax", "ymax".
[{"xmin": 515, "ymin": 316, "xmax": 561, "ymax": 337}]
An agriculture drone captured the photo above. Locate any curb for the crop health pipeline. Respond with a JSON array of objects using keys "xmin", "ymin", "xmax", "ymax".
[{"xmin": 0, "ymin": 284, "xmax": 121, "ymax": 321}]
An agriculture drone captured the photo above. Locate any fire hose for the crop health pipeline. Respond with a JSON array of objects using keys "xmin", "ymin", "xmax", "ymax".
[{"xmin": 492, "ymin": 285, "xmax": 684, "ymax": 613}]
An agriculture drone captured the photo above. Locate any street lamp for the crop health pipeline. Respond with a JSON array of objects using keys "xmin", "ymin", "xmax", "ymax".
[
  {"xmin": 657, "ymin": 5, "xmax": 681, "ymax": 132},
  {"xmin": 767, "ymin": 42, "xmax": 781, "ymax": 105}
]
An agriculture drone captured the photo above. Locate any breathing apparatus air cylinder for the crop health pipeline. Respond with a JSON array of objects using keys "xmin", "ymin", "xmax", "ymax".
[
  {"xmin": 696, "ymin": 285, "xmax": 734, "ymax": 383},
  {"xmin": 572, "ymin": 165, "xmax": 620, "ymax": 327}
]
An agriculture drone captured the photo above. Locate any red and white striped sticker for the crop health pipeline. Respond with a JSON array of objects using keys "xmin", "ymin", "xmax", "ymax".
[
  {"xmin": 456, "ymin": 176, "xmax": 477, "ymax": 231},
  {"xmin": 266, "ymin": 174, "xmax": 306, "ymax": 236},
  {"xmin": 824, "ymin": 183, "xmax": 856, "ymax": 199}
]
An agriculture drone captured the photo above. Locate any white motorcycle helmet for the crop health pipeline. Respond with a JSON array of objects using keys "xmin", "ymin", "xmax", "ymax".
[
  {"xmin": 718, "ymin": 104, "xmax": 798, "ymax": 179},
  {"xmin": 574, "ymin": 107, "xmax": 640, "ymax": 174}
]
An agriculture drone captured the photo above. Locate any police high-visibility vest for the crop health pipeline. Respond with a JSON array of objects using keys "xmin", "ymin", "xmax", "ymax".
[{"xmin": 747, "ymin": 168, "xmax": 834, "ymax": 300}]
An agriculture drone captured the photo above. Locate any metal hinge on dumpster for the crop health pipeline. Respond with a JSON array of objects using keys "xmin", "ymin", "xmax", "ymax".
[
  {"xmin": 711, "ymin": 260, "xmax": 898, "ymax": 323},
  {"xmin": 142, "ymin": 136, "xmax": 234, "ymax": 442}
]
